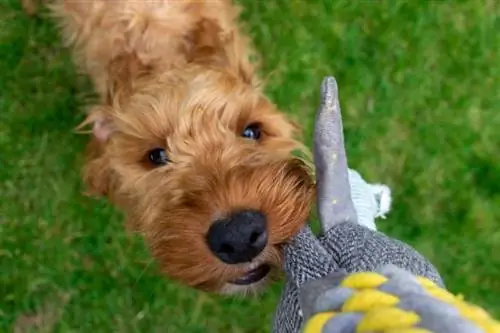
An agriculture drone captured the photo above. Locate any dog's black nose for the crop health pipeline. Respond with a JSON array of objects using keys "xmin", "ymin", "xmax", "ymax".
[{"xmin": 206, "ymin": 210, "xmax": 268, "ymax": 264}]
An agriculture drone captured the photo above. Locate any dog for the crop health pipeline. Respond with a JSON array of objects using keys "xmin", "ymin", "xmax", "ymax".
[{"xmin": 21, "ymin": 0, "xmax": 315, "ymax": 295}]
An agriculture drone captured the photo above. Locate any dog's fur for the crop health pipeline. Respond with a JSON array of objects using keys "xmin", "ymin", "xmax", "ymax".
[{"xmin": 23, "ymin": 0, "xmax": 315, "ymax": 294}]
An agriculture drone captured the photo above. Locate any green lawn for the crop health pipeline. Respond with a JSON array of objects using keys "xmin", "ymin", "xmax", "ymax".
[{"xmin": 1, "ymin": 0, "xmax": 500, "ymax": 332}]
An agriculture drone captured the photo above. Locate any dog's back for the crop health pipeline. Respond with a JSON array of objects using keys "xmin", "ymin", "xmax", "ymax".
[{"xmin": 30, "ymin": 0, "xmax": 257, "ymax": 100}]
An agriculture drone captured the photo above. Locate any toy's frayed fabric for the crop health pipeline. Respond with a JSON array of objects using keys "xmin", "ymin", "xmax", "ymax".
[{"xmin": 272, "ymin": 77, "xmax": 444, "ymax": 333}]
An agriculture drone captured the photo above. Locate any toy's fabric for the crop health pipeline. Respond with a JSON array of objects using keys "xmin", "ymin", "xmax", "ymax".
[
  {"xmin": 272, "ymin": 77, "xmax": 500, "ymax": 333},
  {"xmin": 272, "ymin": 222, "xmax": 444, "ymax": 333}
]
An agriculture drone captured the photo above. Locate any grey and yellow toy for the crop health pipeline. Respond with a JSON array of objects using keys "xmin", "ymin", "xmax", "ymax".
[{"xmin": 272, "ymin": 77, "xmax": 500, "ymax": 333}]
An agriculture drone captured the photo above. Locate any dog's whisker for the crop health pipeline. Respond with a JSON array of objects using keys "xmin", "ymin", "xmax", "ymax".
[{"xmin": 133, "ymin": 257, "xmax": 155, "ymax": 287}]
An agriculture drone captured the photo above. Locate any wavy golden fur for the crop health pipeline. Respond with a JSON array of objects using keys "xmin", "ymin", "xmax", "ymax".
[{"xmin": 22, "ymin": 0, "xmax": 315, "ymax": 294}]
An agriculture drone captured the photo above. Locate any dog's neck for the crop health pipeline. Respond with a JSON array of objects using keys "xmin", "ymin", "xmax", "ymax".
[{"xmin": 104, "ymin": 53, "xmax": 151, "ymax": 104}]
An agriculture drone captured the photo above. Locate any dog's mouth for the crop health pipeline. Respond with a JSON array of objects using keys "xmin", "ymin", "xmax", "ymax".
[{"xmin": 230, "ymin": 264, "xmax": 271, "ymax": 285}]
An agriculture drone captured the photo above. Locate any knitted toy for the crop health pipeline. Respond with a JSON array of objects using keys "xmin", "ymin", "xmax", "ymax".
[{"xmin": 272, "ymin": 77, "xmax": 500, "ymax": 333}]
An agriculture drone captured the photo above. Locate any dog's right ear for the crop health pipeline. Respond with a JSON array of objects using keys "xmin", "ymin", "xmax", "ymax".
[
  {"xmin": 90, "ymin": 116, "xmax": 115, "ymax": 143},
  {"xmin": 76, "ymin": 107, "xmax": 116, "ymax": 197},
  {"xmin": 76, "ymin": 107, "xmax": 115, "ymax": 143},
  {"xmin": 81, "ymin": 137, "xmax": 113, "ymax": 198}
]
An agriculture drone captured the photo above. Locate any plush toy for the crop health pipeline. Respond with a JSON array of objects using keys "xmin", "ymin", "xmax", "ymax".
[{"xmin": 272, "ymin": 77, "xmax": 500, "ymax": 333}]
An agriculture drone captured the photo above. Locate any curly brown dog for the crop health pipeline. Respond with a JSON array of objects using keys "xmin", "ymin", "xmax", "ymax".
[{"xmin": 22, "ymin": 0, "xmax": 315, "ymax": 294}]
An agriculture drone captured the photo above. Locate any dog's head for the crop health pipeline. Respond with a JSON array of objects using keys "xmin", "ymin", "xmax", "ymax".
[{"xmin": 81, "ymin": 68, "xmax": 314, "ymax": 294}]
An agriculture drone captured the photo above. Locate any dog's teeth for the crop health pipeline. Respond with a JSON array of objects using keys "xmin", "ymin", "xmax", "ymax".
[{"xmin": 249, "ymin": 262, "xmax": 261, "ymax": 270}]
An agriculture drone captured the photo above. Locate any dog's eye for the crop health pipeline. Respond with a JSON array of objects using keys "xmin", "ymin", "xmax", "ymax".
[
  {"xmin": 242, "ymin": 124, "xmax": 261, "ymax": 140},
  {"xmin": 148, "ymin": 148, "xmax": 169, "ymax": 166}
]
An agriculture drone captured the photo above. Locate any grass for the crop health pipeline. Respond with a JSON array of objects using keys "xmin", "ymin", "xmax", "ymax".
[{"xmin": 1, "ymin": 0, "xmax": 500, "ymax": 332}]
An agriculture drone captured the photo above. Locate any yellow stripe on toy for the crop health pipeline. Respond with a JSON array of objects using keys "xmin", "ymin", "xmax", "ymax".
[
  {"xmin": 453, "ymin": 301, "xmax": 500, "ymax": 332},
  {"xmin": 342, "ymin": 289, "xmax": 399, "ymax": 312},
  {"xmin": 415, "ymin": 276, "xmax": 437, "ymax": 288},
  {"xmin": 356, "ymin": 307, "xmax": 421, "ymax": 332},
  {"xmin": 384, "ymin": 329, "xmax": 432, "ymax": 333},
  {"xmin": 340, "ymin": 272, "xmax": 388, "ymax": 289},
  {"xmin": 422, "ymin": 286, "xmax": 458, "ymax": 304},
  {"xmin": 453, "ymin": 300, "xmax": 492, "ymax": 322},
  {"xmin": 472, "ymin": 319, "xmax": 500, "ymax": 333},
  {"xmin": 418, "ymin": 278, "xmax": 500, "ymax": 333},
  {"xmin": 303, "ymin": 312, "xmax": 337, "ymax": 333}
]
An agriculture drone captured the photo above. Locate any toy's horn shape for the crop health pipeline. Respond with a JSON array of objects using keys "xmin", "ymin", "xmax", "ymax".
[{"xmin": 313, "ymin": 76, "xmax": 358, "ymax": 233}]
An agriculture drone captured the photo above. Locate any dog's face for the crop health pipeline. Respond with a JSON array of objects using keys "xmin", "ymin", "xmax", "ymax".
[{"xmin": 82, "ymin": 69, "xmax": 314, "ymax": 294}]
